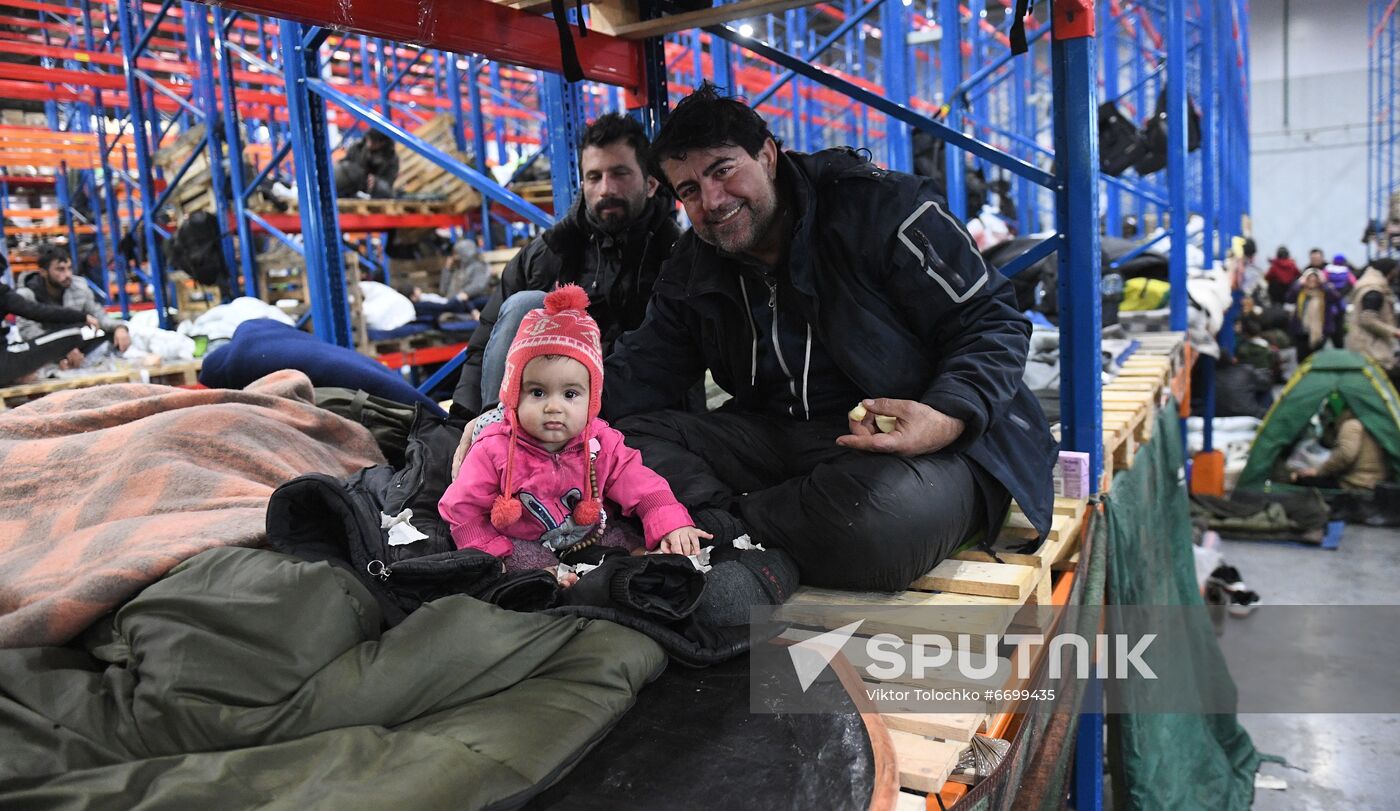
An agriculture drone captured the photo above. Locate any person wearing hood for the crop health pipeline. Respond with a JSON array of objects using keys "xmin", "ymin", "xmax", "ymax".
[
  {"xmin": 1291, "ymin": 268, "xmax": 1342, "ymax": 360},
  {"xmin": 1325, "ymin": 253, "xmax": 1357, "ymax": 296},
  {"xmin": 1346, "ymin": 259, "xmax": 1400, "ymax": 385},
  {"xmin": 1265, "ymin": 245, "xmax": 1300, "ymax": 306},
  {"xmin": 438, "ymin": 237, "xmax": 494, "ymax": 306},
  {"xmin": 450, "ymin": 113, "xmax": 680, "ymax": 423},
  {"xmin": 590, "ymin": 84, "xmax": 1055, "ymax": 594}
]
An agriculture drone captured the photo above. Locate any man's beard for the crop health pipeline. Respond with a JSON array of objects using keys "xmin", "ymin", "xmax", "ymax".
[{"xmin": 590, "ymin": 195, "xmax": 638, "ymax": 234}]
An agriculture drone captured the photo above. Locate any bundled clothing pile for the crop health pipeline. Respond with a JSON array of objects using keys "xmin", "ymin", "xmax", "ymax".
[
  {"xmin": 0, "ymin": 547, "xmax": 664, "ymax": 808},
  {"xmin": 268, "ymin": 401, "xmax": 754, "ymax": 667},
  {"xmin": 1190, "ymin": 489, "xmax": 1331, "ymax": 544},
  {"xmin": 0, "ymin": 370, "xmax": 668, "ymax": 808}
]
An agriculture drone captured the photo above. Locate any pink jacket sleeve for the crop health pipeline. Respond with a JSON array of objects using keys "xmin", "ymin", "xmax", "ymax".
[
  {"xmin": 438, "ymin": 438, "xmax": 514, "ymax": 557},
  {"xmin": 595, "ymin": 423, "xmax": 694, "ymax": 549}
]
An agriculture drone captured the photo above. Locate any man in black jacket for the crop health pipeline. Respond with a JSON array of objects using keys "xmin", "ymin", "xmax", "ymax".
[
  {"xmin": 603, "ymin": 84, "xmax": 1058, "ymax": 593},
  {"xmin": 1, "ymin": 279, "xmax": 98, "ymax": 385},
  {"xmin": 450, "ymin": 113, "xmax": 680, "ymax": 427}
]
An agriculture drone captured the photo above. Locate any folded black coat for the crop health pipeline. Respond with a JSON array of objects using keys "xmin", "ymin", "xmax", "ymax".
[{"xmin": 269, "ymin": 404, "xmax": 753, "ymax": 665}]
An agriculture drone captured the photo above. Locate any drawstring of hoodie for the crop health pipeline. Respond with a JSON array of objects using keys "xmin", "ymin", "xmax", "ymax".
[
  {"xmin": 738, "ymin": 277, "xmax": 758, "ymax": 386},
  {"xmin": 740, "ymin": 274, "xmax": 813, "ymax": 421},
  {"xmin": 801, "ymin": 324, "xmax": 812, "ymax": 420}
]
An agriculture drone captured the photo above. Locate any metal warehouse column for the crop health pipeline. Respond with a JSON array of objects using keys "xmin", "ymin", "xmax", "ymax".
[
  {"xmin": 541, "ymin": 73, "xmax": 584, "ymax": 218},
  {"xmin": 280, "ymin": 20, "xmax": 354, "ymax": 347},
  {"xmin": 1051, "ymin": 0, "xmax": 1104, "ymax": 491},
  {"xmin": 1166, "ymin": 0, "xmax": 1189, "ymax": 331},
  {"xmin": 881, "ymin": 0, "xmax": 911, "ymax": 174},
  {"xmin": 937, "ymin": 0, "xmax": 963, "ymax": 214},
  {"xmin": 115, "ymin": 0, "xmax": 170, "ymax": 325}
]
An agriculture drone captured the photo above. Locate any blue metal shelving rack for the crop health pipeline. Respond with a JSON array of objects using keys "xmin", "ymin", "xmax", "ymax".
[
  {"xmin": 1371, "ymin": 0, "xmax": 1400, "ymax": 259},
  {"xmin": 0, "ymin": 4, "xmax": 1255, "ymax": 801}
]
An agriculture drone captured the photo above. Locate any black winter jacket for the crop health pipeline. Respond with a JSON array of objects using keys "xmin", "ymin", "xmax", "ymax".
[
  {"xmin": 451, "ymin": 193, "xmax": 681, "ymax": 417},
  {"xmin": 603, "ymin": 148, "xmax": 1058, "ymax": 538}
]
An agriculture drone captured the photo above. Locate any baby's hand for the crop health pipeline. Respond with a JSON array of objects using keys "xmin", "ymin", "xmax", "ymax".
[
  {"xmin": 550, "ymin": 566, "xmax": 579, "ymax": 588},
  {"xmin": 659, "ymin": 526, "xmax": 713, "ymax": 556}
]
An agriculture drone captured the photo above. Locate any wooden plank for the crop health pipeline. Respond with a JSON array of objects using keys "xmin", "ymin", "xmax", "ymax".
[
  {"xmin": 997, "ymin": 511, "xmax": 1072, "ymax": 543},
  {"xmin": 871, "ymin": 691, "xmax": 986, "ymax": 742},
  {"xmin": 1026, "ymin": 567, "xmax": 1054, "ymax": 606},
  {"xmin": 910, "ymin": 558, "xmax": 1037, "ymax": 601},
  {"xmin": 779, "ymin": 589, "xmax": 1021, "ymax": 650},
  {"xmin": 889, "ymin": 730, "xmax": 963, "ymax": 793},
  {"xmin": 591, "ymin": 0, "xmax": 823, "ymax": 38}
]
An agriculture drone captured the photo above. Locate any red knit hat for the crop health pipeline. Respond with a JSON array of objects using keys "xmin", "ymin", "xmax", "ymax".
[{"xmin": 491, "ymin": 285, "xmax": 606, "ymax": 533}]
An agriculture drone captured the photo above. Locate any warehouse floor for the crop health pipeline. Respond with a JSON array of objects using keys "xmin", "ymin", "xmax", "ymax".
[{"xmin": 1221, "ymin": 526, "xmax": 1400, "ymax": 810}]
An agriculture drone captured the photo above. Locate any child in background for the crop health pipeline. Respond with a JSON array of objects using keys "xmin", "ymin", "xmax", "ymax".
[{"xmin": 439, "ymin": 285, "xmax": 710, "ymax": 584}]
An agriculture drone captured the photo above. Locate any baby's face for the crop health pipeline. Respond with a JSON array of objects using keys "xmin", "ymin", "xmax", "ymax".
[{"xmin": 517, "ymin": 356, "xmax": 590, "ymax": 452}]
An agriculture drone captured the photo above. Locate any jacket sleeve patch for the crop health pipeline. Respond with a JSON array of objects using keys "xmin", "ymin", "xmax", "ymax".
[{"xmin": 897, "ymin": 200, "xmax": 988, "ymax": 304}]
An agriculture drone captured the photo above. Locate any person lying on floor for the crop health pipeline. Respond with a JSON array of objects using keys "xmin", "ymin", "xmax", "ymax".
[
  {"xmin": 439, "ymin": 286, "xmax": 794, "ymax": 622},
  {"xmin": 452, "ymin": 85, "xmax": 1055, "ymax": 598}
]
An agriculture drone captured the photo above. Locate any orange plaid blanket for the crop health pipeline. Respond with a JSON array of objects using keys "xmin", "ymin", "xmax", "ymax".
[{"xmin": 0, "ymin": 370, "xmax": 385, "ymax": 647}]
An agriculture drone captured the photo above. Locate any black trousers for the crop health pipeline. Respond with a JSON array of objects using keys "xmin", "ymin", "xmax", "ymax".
[
  {"xmin": 617, "ymin": 409, "xmax": 1002, "ymax": 592},
  {"xmin": 0, "ymin": 329, "xmax": 105, "ymax": 386}
]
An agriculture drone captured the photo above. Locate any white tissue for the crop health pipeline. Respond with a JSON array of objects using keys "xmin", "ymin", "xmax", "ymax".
[
  {"xmin": 731, "ymin": 534, "xmax": 766, "ymax": 552},
  {"xmin": 380, "ymin": 509, "xmax": 429, "ymax": 546}
]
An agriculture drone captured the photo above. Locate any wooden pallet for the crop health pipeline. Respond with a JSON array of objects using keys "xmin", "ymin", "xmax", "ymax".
[
  {"xmin": 0, "ymin": 368, "xmax": 141, "ymax": 411},
  {"xmin": 141, "ymin": 359, "xmax": 204, "ymax": 386},
  {"xmin": 509, "ymin": 179, "xmax": 554, "ymax": 206},
  {"xmin": 586, "ymin": 0, "xmax": 825, "ymax": 39},
  {"xmin": 775, "ymin": 496, "xmax": 1090, "ymax": 799}
]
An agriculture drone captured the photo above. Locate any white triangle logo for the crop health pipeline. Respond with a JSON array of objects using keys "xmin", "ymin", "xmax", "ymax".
[{"xmin": 788, "ymin": 620, "xmax": 865, "ymax": 692}]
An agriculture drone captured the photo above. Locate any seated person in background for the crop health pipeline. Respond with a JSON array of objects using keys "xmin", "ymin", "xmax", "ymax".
[
  {"xmin": 1293, "ymin": 406, "xmax": 1386, "ymax": 491},
  {"xmin": 15, "ymin": 244, "xmax": 130, "ymax": 366},
  {"xmin": 1345, "ymin": 259, "xmax": 1400, "ymax": 388},
  {"xmin": 439, "ymin": 237, "xmax": 495, "ymax": 313},
  {"xmin": 439, "ymin": 287, "xmax": 712, "ymax": 587},
  {"xmin": 333, "ymin": 130, "xmax": 399, "ymax": 198},
  {"xmin": 449, "ymin": 113, "xmax": 681, "ymax": 426},
  {"xmin": 1, "ymin": 279, "xmax": 98, "ymax": 385}
]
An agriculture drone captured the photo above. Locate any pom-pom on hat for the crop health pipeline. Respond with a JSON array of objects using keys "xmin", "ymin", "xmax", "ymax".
[{"xmin": 492, "ymin": 285, "xmax": 606, "ymax": 534}]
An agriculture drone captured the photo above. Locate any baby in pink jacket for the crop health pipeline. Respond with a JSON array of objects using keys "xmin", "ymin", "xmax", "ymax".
[{"xmin": 439, "ymin": 285, "xmax": 710, "ymax": 584}]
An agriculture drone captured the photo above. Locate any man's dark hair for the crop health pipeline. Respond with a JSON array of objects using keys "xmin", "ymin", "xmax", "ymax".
[
  {"xmin": 1310, "ymin": 247, "xmax": 1324, "ymax": 255},
  {"xmin": 579, "ymin": 113, "xmax": 652, "ymax": 176},
  {"xmin": 647, "ymin": 82, "xmax": 781, "ymax": 189},
  {"xmin": 1242, "ymin": 238, "xmax": 1256, "ymax": 257},
  {"xmin": 364, "ymin": 129, "xmax": 393, "ymax": 151},
  {"xmin": 37, "ymin": 244, "xmax": 67, "ymax": 271},
  {"xmin": 1370, "ymin": 257, "xmax": 1398, "ymax": 275},
  {"xmin": 1276, "ymin": 246, "xmax": 1290, "ymax": 260}
]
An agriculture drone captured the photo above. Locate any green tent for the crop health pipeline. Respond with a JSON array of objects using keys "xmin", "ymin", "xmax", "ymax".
[{"xmin": 1236, "ymin": 349, "xmax": 1400, "ymax": 490}]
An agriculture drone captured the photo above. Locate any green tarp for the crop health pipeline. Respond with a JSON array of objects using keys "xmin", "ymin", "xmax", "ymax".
[
  {"xmin": 1237, "ymin": 349, "xmax": 1400, "ymax": 490},
  {"xmin": 1105, "ymin": 401, "xmax": 1263, "ymax": 811}
]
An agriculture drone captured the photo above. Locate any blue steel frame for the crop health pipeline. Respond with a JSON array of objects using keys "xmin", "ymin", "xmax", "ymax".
[
  {"xmin": 273, "ymin": 20, "xmax": 556, "ymax": 347},
  {"xmin": 1370, "ymin": 0, "xmax": 1400, "ymax": 260}
]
